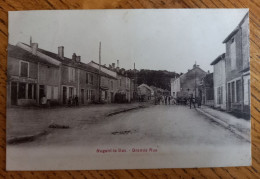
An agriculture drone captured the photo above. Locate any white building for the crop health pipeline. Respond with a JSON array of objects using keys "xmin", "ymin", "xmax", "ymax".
[{"xmin": 210, "ymin": 53, "xmax": 226, "ymax": 110}]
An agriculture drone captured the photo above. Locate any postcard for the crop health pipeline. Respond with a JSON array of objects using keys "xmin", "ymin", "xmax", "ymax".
[{"xmin": 6, "ymin": 9, "xmax": 250, "ymax": 170}]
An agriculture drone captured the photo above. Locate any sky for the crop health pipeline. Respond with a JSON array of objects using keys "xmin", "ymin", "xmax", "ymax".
[{"xmin": 9, "ymin": 9, "xmax": 248, "ymax": 74}]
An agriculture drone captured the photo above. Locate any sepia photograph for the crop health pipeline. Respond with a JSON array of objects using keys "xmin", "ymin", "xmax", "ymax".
[{"xmin": 6, "ymin": 9, "xmax": 250, "ymax": 170}]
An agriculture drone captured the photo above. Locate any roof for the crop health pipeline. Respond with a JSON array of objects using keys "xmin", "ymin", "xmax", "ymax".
[
  {"xmin": 36, "ymin": 45, "xmax": 117, "ymax": 79},
  {"xmin": 223, "ymin": 11, "xmax": 249, "ymax": 43},
  {"xmin": 90, "ymin": 60, "xmax": 128, "ymax": 77},
  {"xmin": 8, "ymin": 44, "xmax": 59, "ymax": 68},
  {"xmin": 138, "ymin": 84, "xmax": 154, "ymax": 92},
  {"xmin": 210, "ymin": 53, "xmax": 225, "ymax": 65}
]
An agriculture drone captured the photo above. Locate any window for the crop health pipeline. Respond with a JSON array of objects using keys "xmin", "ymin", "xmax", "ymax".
[
  {"xmin": 86, "ymin": 73, "xmax": 89, "ymax": 84},
  {"xmin": 20, "ymin": 61, "xmax": 29, "ymax": 77},
  {"xmin": 90, "ymin": 74, "xmax": 94, "ymax": 84},
  {"xmin": 68, "ymin": 67, "xmax": 75, "ymax": 82},
  {"xmin": 230, "ymin": 38, "xmax": 236, "ymax": 70},
  {"xmin": 236, "ymin": 79, "xmax": 242, "ymax": 102},
  {"xmin": 18, "ymin": 83, "xmax": 26, "ymax": 99},
  {"xmin": 217, "ymin": 86, "xmax": 223, "ymax": 104}
]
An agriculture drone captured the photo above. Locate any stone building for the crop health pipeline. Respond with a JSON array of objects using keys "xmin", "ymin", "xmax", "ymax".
[
  {"xmin": 137, "ymin": 84, "xmax": 154, "ymax": 101},
  {"xmin": 210, "ymin": 53, "xmax": 226, "ymax": 110},
  {"xmin": 7, "ymin": 43, "xmax": 61, "ymax": 106},
  {"xmin": 223, "ymin": 12, "xmax": 250, "ymax": 118},
  {"xmin": 171, "ymin": 64, "xmax": 207, "ymax": 98}
]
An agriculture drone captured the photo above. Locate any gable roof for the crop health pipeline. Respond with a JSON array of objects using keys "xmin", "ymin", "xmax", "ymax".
[
  {"xmin": 138, "ymin": 84, "xmax": 154, "ymax": 93},
  {"xmin": 8, "ymin": 44, "xmax": 59, "ymax": 68},
  {"xmin": 223, "ymin": 11, "xmax": 249, "ymax": 43},
  {"xmin": 210, "ymin": 53, "xmax": 225, "ymax": 65}
]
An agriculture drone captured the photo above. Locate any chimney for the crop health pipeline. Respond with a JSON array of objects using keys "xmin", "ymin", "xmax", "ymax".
[
  {"xmin": 117, "ymin": 60, "xmax": 119, "ymax": 68},
  {"xmin": 72, "ymin": 53, "xmax": 77, "ymax": 61},
  {"xmin": 58, "ymin": 46, "xmax": 64, "ymax": 59},
  {"xmin": 112, "ymin": 63, "xmax": 115, "ymax": 68},
  {"xmin": 31, "ymin": 43, "xmax": 38, "ymax": 55},
  {"xmin": 76, "ymin": 56, "xmax": 81, "ymax": 62}
]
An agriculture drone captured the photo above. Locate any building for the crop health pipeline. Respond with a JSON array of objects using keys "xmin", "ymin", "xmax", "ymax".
[
  {"xmin": 171, "ymin": 64, "xmax": 207, "ymax": 98},
  {"xmin": 137, "ymin": 84, "xmax": 154, "ymax": 101},
  {"xmin": 199, "ymin": 72, "xmax": 214, "ymax": 106},
  {"xmin": 88, "ymin": 60, "xmax": 132, "ymax": 103},
  {"xmin": 7, "ymin": 40, "xmax": 117, "ymax": 106},
  {"xmin": 223, "ymin": 12, "xmax": 250, "ymax": 118},
  {"xmin": 7, "ymin": 43, "xmax": 61, "ymax": 106},
  {"xmin": 210, "ymin": 53, "xmax": 226, "ymax": 110}
]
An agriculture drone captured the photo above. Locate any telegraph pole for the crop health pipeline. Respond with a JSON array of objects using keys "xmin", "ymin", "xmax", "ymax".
[
  {"xmin": 134, "ymin": 62, "xmax": 138, "ymax": 101},
  {"xmin": 98, "ymin": 42, "xmax": 101, "ymax": 102},
  {"xmin": 194, "ymin": 61, "xmax": 197, "ymax": 98}
]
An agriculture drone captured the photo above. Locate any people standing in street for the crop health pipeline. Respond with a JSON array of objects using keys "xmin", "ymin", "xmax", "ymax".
[
  {"xmin": 189, "ymin": 95, "xmax": 196, "ymax": 109},
  {"xmin": 168, "ymin": 96, "xmax": 171, "ymax": 105}
]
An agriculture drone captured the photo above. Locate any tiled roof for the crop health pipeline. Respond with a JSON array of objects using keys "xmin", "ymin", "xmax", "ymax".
[{"xmin": 8, "ymin": 44, "xmax": 59, "ymax": 67}]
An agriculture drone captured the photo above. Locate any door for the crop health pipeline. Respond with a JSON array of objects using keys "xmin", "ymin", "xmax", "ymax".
[
  {"xmin": 11, "ymin": 82, "xmax": 18, "ymax": 105},
  {"xmin": 63, "ymin": 86, "xmax": 67, "ymax": 104},
  {"xmin": 228, "ymin": 83, "xmax": 231, "ymax": 111},
  {"xmin": 81, "ymin": 89, "xmax": 84, "ymax": 104},
  {"xmin": 110, "ymin": 92, "xmax": 114, "ymax": 103},
  {"xmin": 39, "ymin": 85, "xmax": 45, "ymax": 100}
]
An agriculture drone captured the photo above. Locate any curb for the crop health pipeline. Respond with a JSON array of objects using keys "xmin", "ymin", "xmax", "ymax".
[
  {"xmin": 7, "ymin": 130, "xmax": 49, "ymax": 145},
  {"xmin": 107, "ymin": 105, "xmax": 145, "ymax": 117},
  {"xmin": 196, "ymin": 108, "xmax": 250, "ymax": 142}
]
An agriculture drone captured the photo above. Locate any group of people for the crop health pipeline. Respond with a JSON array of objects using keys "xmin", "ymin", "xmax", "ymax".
[
  {"xmin": 154, "ymin": 94, "xmax": 202, "ymax": 109},
  {"xmin": 67, "ymin": 95, "xmax": 79, "ymax": 107}
]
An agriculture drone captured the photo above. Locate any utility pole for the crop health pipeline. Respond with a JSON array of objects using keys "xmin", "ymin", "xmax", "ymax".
[
  {"xmin": 98, "ymin": 42, "xmax": 101, "ymax": 102},
  {"xmin": 134, "ymin": 62, "xmax": 138, "ymax": 101},
  {"xmin": 194, "ymin": 61, "xmax": 197, "ymax": 98}
]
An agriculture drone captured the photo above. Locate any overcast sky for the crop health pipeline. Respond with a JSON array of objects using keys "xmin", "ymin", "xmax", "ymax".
[{"xmin": 9, "ymin": 9, "xmax": 248, "ymax": 73}]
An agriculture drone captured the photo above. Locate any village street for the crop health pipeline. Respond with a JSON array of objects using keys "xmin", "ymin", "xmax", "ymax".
[{"xmin": 7, "ymin": 104, "xmax": 251, "ymax": 170}]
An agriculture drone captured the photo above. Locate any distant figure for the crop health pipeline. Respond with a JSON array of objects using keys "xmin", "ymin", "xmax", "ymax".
[
  {"xmin": 197, "ymin": 97, "xmax": 202, "ymax": 108},
  {"xmin": 168, "ymin": 96, "xmax": 171, "ymax": 105},
  {"xmin": 189, "ymin": 96, "xmax": 196, "ymax": 109},
  {"xmin": 75, "ymin": 95, "xmax": 79, "ymax": 106},
  {"xmin": 41, "ymin": 95, "xmax": 47, "ymax": 107},
  {"xmin": 68, "ymin": 96, "xmax": 72, "ymax": 107},
  {"xmin": 164, "ymin": 96, "xmax": 167, "ymax": 105}
]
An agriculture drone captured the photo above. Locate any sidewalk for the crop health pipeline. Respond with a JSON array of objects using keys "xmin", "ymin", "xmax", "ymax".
[
  {"xmin": 196, "ymin": 105, "xmax": 250, "ymax": 142},
  {"xmin": 7, "ymin": 102, "xmax": 148, "ymax": 144}
]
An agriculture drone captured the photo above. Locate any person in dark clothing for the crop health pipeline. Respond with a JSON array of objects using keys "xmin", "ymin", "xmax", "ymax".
[
  {"xmin": 74, "ymin": 95, "xmax": 79, "ymax": 106},
  {"xmin": 189, "ymin": 96, "xmax": 196, "ymax": 109},
  {"xmin": 168, "ymin": 96, "xmax": 171, "ymax": 105}
]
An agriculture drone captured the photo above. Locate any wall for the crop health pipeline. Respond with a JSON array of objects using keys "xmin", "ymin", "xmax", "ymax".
[
  {"xmin": 171, "ymin": 77, "xmax": 180, "ymax": 97},
  {"xmin": 225, "ymin": 30, "xmax": 243, "ymax": 83},
  {"xmin": 213, "ymin": 59, "xmax": 226, "ymax": 109}
]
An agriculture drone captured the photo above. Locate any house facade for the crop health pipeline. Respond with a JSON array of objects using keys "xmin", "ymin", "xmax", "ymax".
[
  {"xmin": 223, "ymin": 12, "xmax": 250, "ymax": 118},
  {"xmin": 7, "ymin": 43, "xmax": 61, "ymax": 107},
  {"xmin": 171, "ymin": 64, "xmax": 207, "ymax": 98},
  {"xmin": 137, "ymin": 84, "xmax": 154, "ymax": 101},
  {"xmin": 211, "ymin": 53, "xmax": 226, "ymax": 110}
]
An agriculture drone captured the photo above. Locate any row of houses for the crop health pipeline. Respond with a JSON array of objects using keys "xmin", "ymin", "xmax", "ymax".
[
  {"xmin": 170, "ymin": 12, "xmax": 249, "ymax": 118},
  {"xmin": 7, "ymin": 40, "xmax": 133, "ymax": 106},
  {"xmin": 211, "ymin": 12, "xmax": 250, "ymax": 118}
]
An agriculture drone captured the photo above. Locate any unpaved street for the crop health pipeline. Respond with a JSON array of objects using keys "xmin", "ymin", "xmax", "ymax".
[{"xmin": 7, "ymin": 105, "xmax": 251, "ymax": 170}]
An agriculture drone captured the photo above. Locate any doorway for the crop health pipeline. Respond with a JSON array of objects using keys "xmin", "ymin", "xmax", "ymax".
[
  {"xmin": 63, "ymin": 86, "xmax": 67, "ymax": 104},
  {"xmin": 81, "ymin": 89, "xmax": 84, "ymax": 104},
  {"xmin": 11, "ymin": 82, "xmax": 18, "ymax": 105}
]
